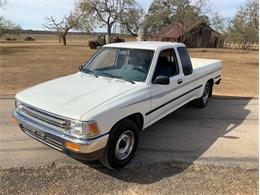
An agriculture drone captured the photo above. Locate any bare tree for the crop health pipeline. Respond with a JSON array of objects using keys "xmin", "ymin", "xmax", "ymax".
[
  {"xmin": 119, "ymin": 7, "xmax": 144, "ymax": 37},
  {"xmin": 210, "ymin": 12, "xmax": 228, "ymax": 34},
  {"xmin": 0, "ymin": 0, "xmax": 7, "ymax": 7},
  {"xmin": 76, "ymin": 0, "xmax": 137, "ymax": 39},
  {"xmin": 0, "ymin": 16, "xmax": 21, "ymax": 38},
  {"xmin": 43, "ymin": 14, "xmax": 79, "ymax": 46},
  {"xmin": 0, "ymin": 1, "xmax": 21, "ymax": 38}
]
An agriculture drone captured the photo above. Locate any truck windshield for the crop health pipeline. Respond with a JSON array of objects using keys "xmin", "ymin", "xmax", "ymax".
[{"xmin": 82, "ymin": 47, "xmax": 154, "ymax": 82}]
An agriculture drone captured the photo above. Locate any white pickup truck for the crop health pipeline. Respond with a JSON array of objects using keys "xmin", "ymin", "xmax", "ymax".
[{"xmin": 13, "ymin": 41, "xmax": 222, "ymax": 169}]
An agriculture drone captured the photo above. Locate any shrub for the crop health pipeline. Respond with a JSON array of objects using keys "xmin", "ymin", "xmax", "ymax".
[
  {"xmin": 24, "ymin": 36, "xmax": 34, "ymax": 41},
  {"xmin": 5, "ymin": 37, "xmax": 17, "ymax": 41}
]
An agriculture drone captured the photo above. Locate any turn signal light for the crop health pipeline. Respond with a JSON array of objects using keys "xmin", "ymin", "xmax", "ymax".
[
  {"xmin": 64, "ymin": 142, "xmax": 80, "ymax": 151},
  {"xmin": 11, "ymin": 115, "xmax": 17, "ymax": 124},
  {"xmin": 88, "ymin": 122, "xmax": 100, "ymax": 135}
]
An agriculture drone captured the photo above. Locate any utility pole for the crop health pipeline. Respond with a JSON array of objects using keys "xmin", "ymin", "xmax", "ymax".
[
  {"xmin": 119, "ymin": 0, "xmax": 123, "ymax": 35},
  {"xmin": 112, "ymin": 0, "xmax": 123, "ymax": 35}
]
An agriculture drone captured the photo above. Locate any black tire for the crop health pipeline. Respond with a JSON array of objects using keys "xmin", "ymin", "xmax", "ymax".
[
  {"xmin": 195, "ymin": 82, "xmax": 211, "ymax": 108},
  {"xmin": 99, "ymin": 119, "xmax": 138, "ymax": 169}
]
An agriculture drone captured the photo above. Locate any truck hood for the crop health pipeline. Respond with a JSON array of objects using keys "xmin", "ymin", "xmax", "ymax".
[{"xmin": 16, "ymin": 72, "xmax": 137, "ymax": 120}]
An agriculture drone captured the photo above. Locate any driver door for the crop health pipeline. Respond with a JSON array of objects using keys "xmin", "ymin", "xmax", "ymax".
[{"xmin": 148, "ymin": 48, "xmax": 186, "ymax": 124}]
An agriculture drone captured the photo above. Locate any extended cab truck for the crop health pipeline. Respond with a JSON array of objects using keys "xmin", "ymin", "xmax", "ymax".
[{"xmin": 12, "ymin": 41, "xmax": 222, "ymax": 169}]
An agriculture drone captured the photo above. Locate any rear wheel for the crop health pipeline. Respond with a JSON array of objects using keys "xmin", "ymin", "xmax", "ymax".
[
  {"xmin": 99, "ymin": 119, "xmax": 138, "ymax": 169},
  {"xmin": 196, "ymin": 82, "xmax": 211, "ymax": 108}
]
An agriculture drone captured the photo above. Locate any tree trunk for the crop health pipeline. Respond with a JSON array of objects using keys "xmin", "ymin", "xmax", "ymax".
[
  {"xmin": 228, "ymin": 42, "xmax": 232, "ymax": 49},
  {"xmin": 58, "ymin": 35, "xmax": 61, "ymax": 43},
  {"xmin": 62, "ymin": 29, "xmax": 70, "ymax": 46},
  {"xmin": 62, "ymin": 35, "xmax": 67, "ymax": 46},
  {"xmin": 107, "ymin": 24, "xmax": 112, "ymax": 43}
]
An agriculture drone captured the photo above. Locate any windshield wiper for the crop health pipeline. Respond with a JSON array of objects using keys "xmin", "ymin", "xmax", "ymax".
[
  {"xmin": 81, "ymin": 68, "xmax": 99, "ymax": 78},
  {"xmin": 100, "ymin": 73, "xmax": 135, "ymax": 84}
]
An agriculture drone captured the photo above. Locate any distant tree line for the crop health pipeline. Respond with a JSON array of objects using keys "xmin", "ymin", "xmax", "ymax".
[
  {"xmin": 46, "ymin": 0, "xmax": 257, "ymax": 49},
  {"xmin": 1, "ymin": 0, "xmax": 258, "ymax": 49}
]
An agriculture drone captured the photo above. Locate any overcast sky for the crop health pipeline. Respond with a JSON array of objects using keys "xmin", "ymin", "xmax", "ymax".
[{"xmin": 1, "ymin": 0, "xmax": 247, "ymax": 30}]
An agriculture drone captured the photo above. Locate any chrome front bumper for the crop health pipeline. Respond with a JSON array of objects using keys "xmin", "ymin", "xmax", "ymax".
[{"xmin": 12, "ymin": 111, "xmax": 109, "ymax": 159}]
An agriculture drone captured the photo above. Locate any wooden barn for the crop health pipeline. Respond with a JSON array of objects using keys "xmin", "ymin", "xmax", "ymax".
[{"xmin": 155, "ymin": 22, "xmax": 224, "ymax": 48}]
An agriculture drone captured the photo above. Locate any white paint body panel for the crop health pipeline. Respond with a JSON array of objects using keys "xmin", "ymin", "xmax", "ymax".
[{"xmin": 16, "ymin": 41, "xmax": 222, "ymax": 142}]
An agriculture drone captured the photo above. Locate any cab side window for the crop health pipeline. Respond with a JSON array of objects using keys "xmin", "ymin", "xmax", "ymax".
[
  {"xmin": 177, "ymin": 47, "xmax": 193, "ymax": 75},
  {"xmin": 153, "ymin": 49, "xmax": 179, "ymax": 80}
]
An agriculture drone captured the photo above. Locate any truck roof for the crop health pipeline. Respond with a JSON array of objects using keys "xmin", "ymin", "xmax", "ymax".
[{"xmin": 104, "ymin": 41, "xmax": 185, "ymax": 50}]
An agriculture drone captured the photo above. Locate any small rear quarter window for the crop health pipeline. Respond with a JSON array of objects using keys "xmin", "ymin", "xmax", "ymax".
[{"xmin": 177, "ymin": 47, "xmax": 193, "ymax": 75}]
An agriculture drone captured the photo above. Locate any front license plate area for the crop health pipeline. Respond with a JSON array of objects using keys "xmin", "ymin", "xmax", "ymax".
[
  {"xmin": 21, "ymin": 125, "xmax": 63, "ymax": 151},
  {"xmin": 34, "ymin": 130, "xmax": 45, "ymax": 139}
]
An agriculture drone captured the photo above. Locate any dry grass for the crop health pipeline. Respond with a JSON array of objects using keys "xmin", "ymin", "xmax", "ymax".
[
  {"xmin": 0, "ymin": 34, "xmax": 258, "ymax": 97},
  {"xmin": 190, "ymin": 48, "xmax": 258, "ymax": 97}
]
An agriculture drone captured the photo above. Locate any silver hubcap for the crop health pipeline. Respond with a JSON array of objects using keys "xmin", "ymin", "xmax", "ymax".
[
  {"xmin": 115, "ymin": 130, "xmax": 135, "ymax": 160},
  {"xmin": 202, "ymin": 84, "xmax": 210, "ymax": 104}
]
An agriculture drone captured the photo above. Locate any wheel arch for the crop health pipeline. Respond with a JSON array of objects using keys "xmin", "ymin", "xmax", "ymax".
[
  {"xmin": 207, "ymin": 78, "xmax": 214, "ymax": 96},
  {"xmin": 110, "ymin": 113, "xmax": 144, "ymax": 132}
]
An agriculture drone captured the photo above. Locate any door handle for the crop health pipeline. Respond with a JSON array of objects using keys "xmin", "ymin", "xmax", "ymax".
[{"xmin": 177, "ymin": 79, "xmax": 183, "ymax": 84}]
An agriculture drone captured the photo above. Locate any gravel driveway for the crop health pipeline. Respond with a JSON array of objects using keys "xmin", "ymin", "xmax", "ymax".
[{"xmin": 0, "ymin": 162, "xmax": 258, "ymax": 195}]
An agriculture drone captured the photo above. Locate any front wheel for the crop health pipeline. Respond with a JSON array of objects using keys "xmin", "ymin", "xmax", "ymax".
[
  {"xmin": 99, "ymin": 119, "xmax": 138, "ymax": 169},
  {"xmin": 196, "ymin": 82, "xmax": 211, "ymax": 108}
]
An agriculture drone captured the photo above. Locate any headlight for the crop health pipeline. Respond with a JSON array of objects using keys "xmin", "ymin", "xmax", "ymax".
[
  {"xmin": 15, "ymin": 99, "xmax": 23, "ymax": 111},
  {"xmin": 69, "ymin": 120, "xmax": 100, "ymax": 139}
]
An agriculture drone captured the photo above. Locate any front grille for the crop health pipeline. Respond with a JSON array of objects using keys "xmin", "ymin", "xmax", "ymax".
[
  {"xmin": 23, "ymin": 126, "xmax": 63, "ymax": 151},
  {"xmin": 18, "ymin": 104, "xmax": 69, "ymax": 131}
]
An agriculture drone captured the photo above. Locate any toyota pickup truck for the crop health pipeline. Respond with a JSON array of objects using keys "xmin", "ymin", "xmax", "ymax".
[{"xmin": 12, "ymin": 41, "xmax": 222, "ymax": 169}]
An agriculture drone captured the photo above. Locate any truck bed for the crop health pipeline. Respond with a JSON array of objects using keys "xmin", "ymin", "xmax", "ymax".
[
  {"xmin": 191, "ymin": 58, "xmax": 221, "ymax": 69},
  {"xmin": 191, "ymin": 58, "xmax": 222, "ymax": 82}
]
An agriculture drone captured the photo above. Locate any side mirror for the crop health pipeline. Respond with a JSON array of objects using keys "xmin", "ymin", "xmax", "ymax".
[
  {"xmin": 79, "ymin": 64, "xmax": 84, "ymax": 71},
  {"xmin": 153, "ymin": 76, "xmax": 170, "ymax": 85}
]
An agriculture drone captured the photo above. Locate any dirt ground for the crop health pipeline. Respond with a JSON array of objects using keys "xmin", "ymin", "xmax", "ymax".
[
  {"xmin": 0, "ymin": 34, "xmax": 258, "ymax": 97},
  {"xmin": 0, "ymin": 163, "xmax": 258, "ymax": 195}
]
